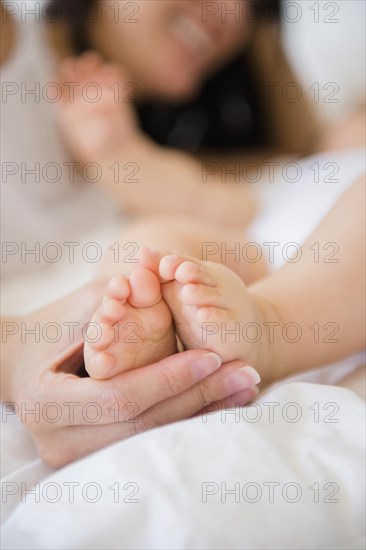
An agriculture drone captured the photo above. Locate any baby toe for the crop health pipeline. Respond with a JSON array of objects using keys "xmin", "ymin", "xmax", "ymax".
[
  {"xmin": 86, "ymin": 352, "xmax": 115, "ymax": 379},
  {"xmin": 106, "ymin": 275, "xmax": 130, "ymax": 302},
  {"xmin": 129, "ymin": 268, "xmax": 161, "ymax": 307},
  {"xmin": 101, "ymin": 299, "xmax": 127, "ymax": 322},
  {"xmin": 175, "ymin": 261, "xmax": 217, "ymax": 286},
  {"xmin": 195, "ymin": 306, "xmax": 227, "ymax": 325},
  {"xmin": 180, "ymin": 284, "xmax": 223, "ymax": 307},
  {"xmin": 159, "ymin": 254, "xmax": 184, "ymax": 281},
  {"xmin": 84, "ymin": 320, "xmax": 114, "ymax": 351},
  {"xmin": 136, "ymin": 247, "xmax": 161, "ymax": 275}
]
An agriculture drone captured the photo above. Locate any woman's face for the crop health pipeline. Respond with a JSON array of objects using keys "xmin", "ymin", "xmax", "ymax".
[{"xmin": 89, "ymin": 0, "xmax": 252, "ymax": 100}]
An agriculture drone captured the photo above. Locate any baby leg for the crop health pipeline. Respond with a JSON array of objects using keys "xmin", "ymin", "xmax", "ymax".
[{"xmin": 99, "ymin": 215, "xmax": 267, "ymax": 285}]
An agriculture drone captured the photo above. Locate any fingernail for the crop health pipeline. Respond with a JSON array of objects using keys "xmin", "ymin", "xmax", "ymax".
[
  {"xmin": 192, "ymin": 352, "xmax": 222, "ymax": 380},
  {"xmin": 224, "ymin": 366, "xmax": 261, "ymax": 394},
  {"xmin": 238, "ymin": 366, "xmax": 261, "ymax": 385}
]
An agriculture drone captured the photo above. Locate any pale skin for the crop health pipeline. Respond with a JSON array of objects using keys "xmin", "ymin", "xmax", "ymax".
[
  {"xmin": 0, "ymin": 280, "xmax": 260, "ymax": 468},
  {"xmin": 85, "ymin": 176, "xmax": 365, "ymax": 388},
  {"xmin": 83, "ymin": 262, "xmax": 176, "ymax": 377}
]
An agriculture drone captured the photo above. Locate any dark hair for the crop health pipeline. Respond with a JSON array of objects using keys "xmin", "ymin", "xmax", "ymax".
[
  {"xmin": 46, "ymin": 0, "xmax": 282, "ymax": 151},
  {"xmin": 46, "ymin": 0, "xmax": 95, "ymax": 54}
]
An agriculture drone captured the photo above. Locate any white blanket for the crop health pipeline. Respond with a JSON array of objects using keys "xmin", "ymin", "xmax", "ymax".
[{"xmin": 1, "ymin": 382, "xmax": 365, "ymax": 549}]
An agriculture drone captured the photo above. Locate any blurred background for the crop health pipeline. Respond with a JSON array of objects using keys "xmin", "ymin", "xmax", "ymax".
[{"xmin": 282, "ymin": 0, "xmax": 365, "ymax": 122}]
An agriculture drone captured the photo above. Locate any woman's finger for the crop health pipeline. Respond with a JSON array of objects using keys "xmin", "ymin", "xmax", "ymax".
[
  {"xmin": 32, "ymin": 350, "xmax": 223, "ymax": 428},
  {"xmin": 31, "ymin": 363, "xmax": 260, "ymax": 467},
  {"xmin": 194, "ymin": 386, "xmax": 259, "ymax": 419},
  {"xmin": 34, "ymin": 371, "xmax": 259, "ymax": 468},
  {"xmin": 129, "ymin": 362, "xmax": 260, "ymax": 431}
]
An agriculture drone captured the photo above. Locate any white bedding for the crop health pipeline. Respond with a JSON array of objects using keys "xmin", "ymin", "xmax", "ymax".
[
  {"xmin": 1, "ymin": 382, "xmax": 365, "ymax": 549},
  {"xmin": 1, "ymin": 148, "xmax": 365, "ymax": 549}
]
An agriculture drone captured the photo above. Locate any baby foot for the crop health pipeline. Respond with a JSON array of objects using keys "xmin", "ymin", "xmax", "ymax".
[
  {"xmin": 159, "ymin": 254, "xmax": 262, "ymax": 370},
  {"xmin": 84, "ymin": 267, "xmax": 176, "ymax": 379},
  {"xmin": 58, "ymin": 51, "xmax": 138, "ymax": 164}
]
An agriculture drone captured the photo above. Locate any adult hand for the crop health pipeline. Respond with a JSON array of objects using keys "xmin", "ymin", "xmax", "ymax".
[{"xmin": 2, "ymin": 280, "xmax": 259, "ymax": 468}]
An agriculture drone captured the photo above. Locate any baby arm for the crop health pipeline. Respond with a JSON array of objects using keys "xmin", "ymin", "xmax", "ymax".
[
  {"xmin": 159, "ymin": 176, "xmax": 365, "ymax": 386},
  {"xmin": 251, "ymin": 175, "xmax": 365, "ymax": 383}
]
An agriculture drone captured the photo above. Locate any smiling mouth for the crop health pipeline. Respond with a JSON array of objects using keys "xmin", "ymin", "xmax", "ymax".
[{"xmin": 169, "ymin": 12, "xmax": 217, "ymax": 61}]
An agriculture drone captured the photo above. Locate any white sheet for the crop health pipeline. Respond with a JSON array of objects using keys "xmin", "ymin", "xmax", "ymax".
[
  {"xmin": 248, "ymin": 147, "xmax": 366, "ymax": 271},
  {"xmin": 2, "ymin": 382, "xmax": 365, "ymax": 550}
]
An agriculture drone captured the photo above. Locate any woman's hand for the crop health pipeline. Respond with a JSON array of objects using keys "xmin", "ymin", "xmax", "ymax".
[
  {"xmin": 16, "ymin": 352, "xmax": 258, "ymax": 468},
  {"xmin": 2, "ymin": 280, "xmax": 259, "ymax": 468}
]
